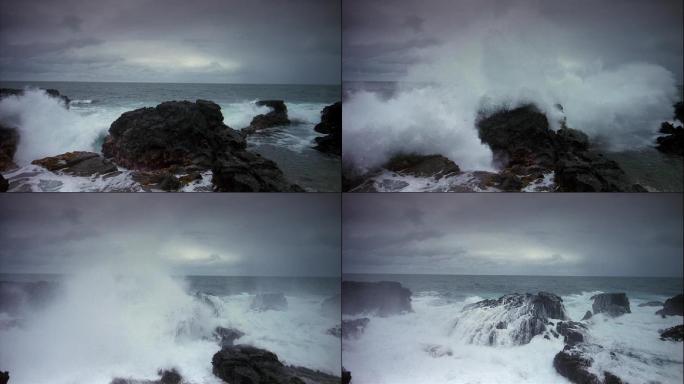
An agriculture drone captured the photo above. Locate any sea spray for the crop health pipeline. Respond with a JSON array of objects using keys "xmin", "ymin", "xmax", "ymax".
[{"xmin": 0, "ymin": 89, "xmax": 115, "ymax": 164}]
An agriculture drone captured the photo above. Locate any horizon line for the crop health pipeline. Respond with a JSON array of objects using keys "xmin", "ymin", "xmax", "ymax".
[
  {"xmin": 342, "ymin": 272, "xmax": 684, "ymax": 279},
  {"xmin": 0, "ymin": 79, "xmax": 341, "ymax": 86},
  {"xmin": 0, "ymin": 272, "xmax": 340, "ymax": 278}
]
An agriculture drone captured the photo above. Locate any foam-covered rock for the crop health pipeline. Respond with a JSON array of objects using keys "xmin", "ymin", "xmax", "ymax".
[{"xmin": 591, "ymin": 293, "xmax": 631, "ymax": 317}]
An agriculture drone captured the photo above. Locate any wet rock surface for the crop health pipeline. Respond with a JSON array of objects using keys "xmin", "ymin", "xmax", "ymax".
[
  {"xmin": 243, "ymin": 100, "xmax": 291, "ymax": 134},
  {"xmin": 655, "ymin": 102, "xmax": 684, "ymax": 156},
  {"xmin": 591, "ymin": 293, "xmax": 631, "ymax": 317},
  {"xmin": 313, "ymin": 102, "xmax": 341, "ymax": 156},
  {"xmin": 110, "ymin": 369, "xmax": 182, "ymax": 384},
  {"xmin": 384, "ymin": 153, "xmax": 460, "ymax": 179},
  {"xmin": 0, "ymin": 124, "xmax": 19, "ymax": 171},
  {"xmin": 342, "ymin": 281, "xmax": 412, "ymax": 317},
  {"xmin": 659, "ymin": 324, "xmax": 684, "ymax": 341},
  {"xmin": 250, "ymin": 292, "xmax": 288, "ymax": 311},
  {"xmin": 656, "ymin": 294, "xmax": 683, "ymax": 317},
  {"xmin": 31, "ymin": 151, "xmax": 118, "ymax": 176}
]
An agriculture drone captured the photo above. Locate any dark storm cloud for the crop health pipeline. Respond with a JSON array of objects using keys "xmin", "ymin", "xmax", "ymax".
[
  {"xmin": 343, "ymin": 194, "xmax": 683, "ymax": 277},
  {"xmin": 0, "ymin": 0, "xmax": 340, "ymax": 83},
  {"xmin": 0, "ymin": 194, "xmax": 340, "ymax": 276},
  {"xmin": 343, "ymin": 0, "xmax": 683, "ymax": 82}
]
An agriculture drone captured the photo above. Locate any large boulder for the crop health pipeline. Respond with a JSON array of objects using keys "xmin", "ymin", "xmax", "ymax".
[
  {"xmin": 591, "ymin": 293, "xmax": 631, "ymax": 317},
  {"xmin": 660, "ymin": 324, "xmax": 684, "ymax": 341},
  {"xmin": 553, "ymin": 347, "xmax": 602, "ymax": 384},
  {"xmin": 0, "ymin": 124, "xmax": 19, "ymax": 171},
  {"xmin": 250, "ymin": 293, "xmax": 288, "ymax": 311},
  {"xmin": 212, "ymin": 345, "xmax": 339, "ymax": 384},
  {"xmin": 0, "ymin": 371, "xmax": 8, "ymax": 384},
  {"xmin": 556, "ymin": 321, "xmax": 587, "ymax": 346},
  {"xmin": 656, "ymin": 294, "xmax": 683, "ymax": 317},
  {"xmin": 384, "ymin": 153, "xmax": 460, "ymax": 180},
  {"xmin": 452, "ymin": 292, "xmax": 568, "ymax": 346},
  {"xmin": 342, "ymin": 281, "xmax": 412, "ymax": 316},
  {"xmin": 655, "ymin": 122, "xmax": 684, "ymax": 156},
  {"xmin": 211, "ymin": 151, "xmax": 302, "ymax": 192},
  {"xmin": 31, "ymin": 151, "xmax": 118, "ymax": 176},
  {"xmin": 244, "ymin": 100, "xmax": 290, "ymax": 134},
  {"xmin": 313, "ymin": 102, "xmax": 341, "ymax": 156},
  {"xmin": 0, "ymin": 174, "xmax": 7, "ymax": 192}
]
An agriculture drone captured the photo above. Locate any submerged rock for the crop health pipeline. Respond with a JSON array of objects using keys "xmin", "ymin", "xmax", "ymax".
[
  {"xmin": 110, "ymin": 369, "xmax": 182, "ymax": 384},
  {"xmin": 0, "ymin": 124, "xmax": 19, "ymax": 171},
  {"xmin": 313, "ymin": 102, "xmax": 341, "ymax": 156},
  {"xmin": 342, "ymin": 318, "xmax": 370, "ymax": 339},
  {"xmin": 581, "ymin": 311, "xmax": 593, "ymax": 320},
  {"xmin": 638, "ymin": 301, "xmax": 664, "ymax": 307},
  {"xmin": 212, "ymin": 345, "xmax": 339, "ymax": 384},
  {"xmin": 453, "ymin": 292, "xmax": 568, "ymax": 346},
  {"xmin": 591, "ymin": 293, "xmax": 631, "ymax": 317},
  {"xmin": 384, "ymin": 153, "xmax": 460, "ymax": 179},
  {"xmin": 656, "ymin": 294, "xmax": 683, "ymax": 317},
  {"xmin": 244, "ymin": 99, "xmax": 290, "ymax": 134},
  {"xmin": 659, "ymin": 324, "xmax": 684, "ymax": 341},
  {"xmin": 342, "ymin": 281, "xmax": 412, "ymax": 316},
  {"xmin": 31, "ymin": 151, "xmax": 118, "ymax": 176},
  {"xmin": 250, "ymin": 292, "xmax": 288, "ymax": 311}
]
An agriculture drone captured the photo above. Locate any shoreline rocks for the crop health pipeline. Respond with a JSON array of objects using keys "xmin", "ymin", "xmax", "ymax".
[
  {"xmin": 659, "ymin": 324, "xmax": 684, "ymax": 341},
  {"xmin": 342, "ymin": 281, "xmax": 412, "ymax": 316},
  {"xmin": 313, "ymin": 102, "xmax": 341, "ymax": 156},
  {"xmin": 31, "ymin": 151, "xmax": 118, "ymax": 177},
  {"xmin": 110, "ymin": 369, "xmax": 182, "ymax": 384},
  {"xmin": 0, "ymin": 123, "xmax": 19, "ymax": 172},
  {"xmin": 655, "ymin": 102, "xmax": 684, "ymax": 156},
  {"xmin": 0, "ymin": 87, "xmax": 70, "ymax": 106},
  {"xmin": 591, "ymin": 293, "xmax": 631, "ymax": 317},
  {"xmin": 243, "ymin": 99, "xmax": 291, "ymax": 134},
  {"xmin": 656, "ymin": 294, "xmax": 683, "ymax": 317}
]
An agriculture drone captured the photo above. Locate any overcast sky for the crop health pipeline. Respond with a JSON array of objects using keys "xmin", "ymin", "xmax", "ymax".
[
  {"xmin": 343, "ymin": 194, "xmax": 683, "ymax": 277},
  {"xmin": 0, "ymin": 194, "xmax": 340, "ymax": 276},
  {"xmin": 0, "ymin": 0, "xmax": 340, "ymax": 84},
  {"xmin": 343, "ymin": 0, "xmax": 683, "ymax": 82}
]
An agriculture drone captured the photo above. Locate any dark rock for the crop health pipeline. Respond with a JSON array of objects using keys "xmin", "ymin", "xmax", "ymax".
[
  {"xmin": 674, "ymin": 101, "xmax": 684, "ymax": 122},
  {"xmin": 159, "ymin": 174, "xmax": 181, "ymax": 191},
  {"xmin": 554, "ymin": 151, "xmax": 644, "ymax": 192},
  {"xmin": 0, "ymin": 124, "xmax": 19, "ymax": 171},
  {"xmin": 0, "ymin": 87, "xmax": 70, "ymax": 105},
  {"xmin": 603, "ymin": 371, "xmax": 624, "ymax": 384},
  {"xmin": 656, "ymin": 294, "xmax": 683, "ymax": 317},
  {"xmin": 553, "ymin": 348, "xmax": 601, "ymax": 384},
  {"xmin": 326, "ymin": 324, "xmax": 341, "ymax": 338},
  {"xmin": 31, "ymin": 151, "xmax": 118, "ymax": 176},
  {"xmin": 581, "ymin": 311, "xmax": 593, "ymax": 320},
  {"xmin": 495, "ymin": 321, "xmax": 507, "ymax": 329},
  {"xmin": 638, "ymin": 301, "xmax": 663, "ymax": 307},
  {"xmin": 591, "ymin": 293, "xmax": 631, "ymax": 317},
  {"xmin": 659, "ymin": 324, "xmax": 684, "ymax": 341},
  {"xmin": 0, "ymin": 174, "xmax": 7, "ymax": 192},
  {"xmin": 384, "ymin": 153, "xmax": 460, "ymax": 179},
  {"xmin": 313, "ymin": 102, "xmax": 341, "ymax": 156},
  {"xmin": 458, "ymin": 292, "xmax": 568, "ymax": 345},
  {"xmin": 342, "ymin": 369, "xmax": 351, "ymax": 384},
  {"xmin": 244, "ymin": 100, "xmax": 290, "ymax": 134},
  {"xmin": 342, "ymin": 318, "xmax": 370, "ymax": 339},
  {"xmin": 250, "ymin": 293, "xmax": 288, "ymax": 311},
  {"xmin": 655, "ymin": 125, "xmax": 684, "ymax": 156},
  {"xmin": 212, "ymin": 345, "xmax": 339, "ymax": 384},
  {"xmin": 213, "ymin": 326, "xmax": 245, "ymax": 348},
  {"xmin": 556, "ymin": 321, "xmax": 587, "ymax": 346},
  {"xmin": 211, "ymin": 152, "xmax": 302, "ymax": 192},
  {"xmin": 342, "ymin": 281, "xmax": 412, "ymax": 316},
  {"xmin": 0, "ymin": 371, "xmax": 8, "ymax": 384},
  {"xmin": 110, "ymin": 369, "xmax": 182, "ymax": 384}
]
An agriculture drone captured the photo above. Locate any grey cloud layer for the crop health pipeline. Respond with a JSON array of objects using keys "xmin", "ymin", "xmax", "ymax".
[
  {"xmin": 343, "ymin": 0, "xmax": 683, "ymax": 82},
  {"xmin": 0, "ymin": 194, "xmax": 340, "ymax": 276},
  {"xmin": 343, "ymin": 194, "xmax": 683, "ymax": 277},
  {"xmin": 0, "ymin": 0, "xmax": 340, "ymax": 83}
]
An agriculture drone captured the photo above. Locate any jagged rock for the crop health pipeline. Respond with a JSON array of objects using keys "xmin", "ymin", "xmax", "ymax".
[
  {"xmin": 591, "ymin": 293, "xmax": 631, "ymax": 317},
  {"xmin": 656, "ymin": 294, "xmax": 683, "ymax": 317},
  {"xmin": 313, "ymin": 102, "xmax": 341, "ymax": 156},
  {"xmin": 31, "ymin": 151, "xmax": 118, "ymax": 176},
  {"xmin": 212, "ymin": 345, "xmax": 339, "ymax": 384},
  {"xmin": 213, "ymin": 327, "xmax": 245, "ymax": 348},
  {"xmin": 553, "ymin": 347, "xmax": 601, "ymax": 384},
  {"xmin": 342, "ymin": 281, "xmax": 412, "ymax": 316},
  {"xmin": 211, "ymin": 152, "xmax": 302, "ymax": 192},
  {"xmin": 659, "ymin": 324, "xmax": 684, "ymax": 341},
  {"xmin": 655, "ymin": 102, "xmax": 684, "ymax": 156},
  {"xmin": 638, "ymin": 301, "xmax": 664, "ymax": 307},
  {"xmin": 0, "ymin": 87, "xmax": 70, "ymax": 105},
  {"xmin": 454, "ymin": 292, "xmax": 568, "ymax": 346},
  {"xmin": 342, "ymin": 369, "xmax": 351, "ymax": 384},
  {"xmin": 581, "ymin": 311, "xmax": 593, "ymax": 321},
  {"xmin": 384, "ymin": 153, "xmax": 460, "ymax": 179},
  {"xmin": 244, "ymin": 100, "xmax": 290, "ymax": 134},
  {"xmin": 342, "ymin": 318, "xmax": 370, "ymax": 339},
  {"xmin": 250, "ymin": 292, "xmax": 288, "ymax": 311},
  {"xmin": 0, "ymin": 124, "xmax": 19, "ymax": 171},
  {"xmin": 0, "ymin": 371, "xmax": 8, "ymax": 384},
  {"xmin": 556, "ymin": 321, "xmax": 587, "ymax": 346}
]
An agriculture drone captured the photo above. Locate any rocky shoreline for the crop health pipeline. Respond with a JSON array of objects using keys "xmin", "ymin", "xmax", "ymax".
[
  {"xmin": 344, "ymin": 102, "xmax": 683, "ymax": 192},
  {"xmin": 0, "ymin": 88, "xmax": 341, "ymax": 192}
]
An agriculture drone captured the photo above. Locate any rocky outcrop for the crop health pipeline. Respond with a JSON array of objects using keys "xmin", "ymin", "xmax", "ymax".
[
  {"xmin": 384, "ymin": 153, "xmax": 460, "ymax": 179},
  {"xmin": 0, "ymin": 87, "xmax": 70, "ymax": 105},
  {"xmin": 453, "ymin": 292, "xmax": 568, "ymax": 346},
  {"xmin": 556, "ymin": 321, "xmax": 587, "ymax": 346},
  {"xmin": 591, "ymin": 293, "xmax": 630, "ymax": 317},
  {"xmin": 213, "ymin": 326, "xmax": 245, "ymax": 348},
  {"xmin": 342, "ymin": 318, "xmax": 370, "ymax": 339},
  {"xmin": 553, "ymin": 347, "xmax": 603, "ymax": 384},
  {"xmin": 0, "ymin": 124, "xmax": 19, "ymax": 171},
  {"xmin": 212, "ymin": 345, "xmax": 339, "ymax": 384},
  {"xmin": 659, "ymin": 324, "xmax": 684, "ymax": 341},
  {"xmin": 31, "ymin": 151, "xmax": 118, "ymax": 176},
  {"xmin": 655, "ymin": 102, "xmax": 684, "ymax": 156},
  {"xmin": 243, "ymin": 100, "xmax": 291, "ymax": 134},
  {"xmin": 313, "ymin": 102, "xmax": 341, "ymax": 156},
  {"xmin": 0, "ymin": 174, "xmax": 7, "ymax": 192},
  {"xmin": 101, "ymin": 99, "xmax": 299, "ymax": 192},
  {"xmin": 0, "ymin": 371, "xmax": 8, "ymax": 384},
  {"xmin": 581, "ymin": 311, "xmax": 593, "ymax": 320},
  {"xmin": 476, "ymin": 104, "xmax": 644, "ymax": 192},
  {"xmin": 342, "ymin": 281, "xmax": 412, "ymax": 317},
  {"xmin": 250, "ymin": 292, "xmax": 288, "ymax": 311},
  {"xmin": 342, "ymin": 369, "xmax": 351, "ymax": 384},
  {"xmin": 656, "ymin": 294, "xmax": 683, "ymax": 317},
  {"xmin": 110, "ymin": 369, "xmax": 182, "ymax": 384}
]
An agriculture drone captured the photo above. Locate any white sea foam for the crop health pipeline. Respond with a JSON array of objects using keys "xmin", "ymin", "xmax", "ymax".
[{"xmin": 343, "ymin": 292, "xmax": 684, "ymax": 384}]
